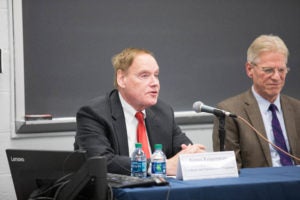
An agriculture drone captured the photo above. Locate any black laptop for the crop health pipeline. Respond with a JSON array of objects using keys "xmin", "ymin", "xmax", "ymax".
[{"xmin": 6, "ymin": 149, "xmax": 107, "ymax": 200}]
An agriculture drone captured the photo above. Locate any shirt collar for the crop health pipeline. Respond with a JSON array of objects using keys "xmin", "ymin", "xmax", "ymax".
[
  {"xmin": 118, "ymin": 92, "xmax": 146, "ymax": 118},
  {"xmin": 251, "ymin": 86, "xmax": 282, "ymax": 114}
]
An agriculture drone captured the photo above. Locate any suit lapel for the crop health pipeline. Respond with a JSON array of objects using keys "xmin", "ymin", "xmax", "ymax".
[
  {"xmin": 110, "ymin": 90, "xmax": 129, "ymax": 156},
  {"xmin": 281, "ymin": 96, "xmax": 298, "ymax": 156},
  {"xmin": 144, "ymin": 109, "xmax": 161, "ymax": 151},
  {"xmin": 244, "ymin": 90, "xmax": 272, "ymax": 166}
]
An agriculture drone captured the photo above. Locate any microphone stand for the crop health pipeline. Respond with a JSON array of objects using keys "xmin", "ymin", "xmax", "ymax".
[{"xmin": 217, "ymin": 114, "xmax": 226, "ymax": 151}]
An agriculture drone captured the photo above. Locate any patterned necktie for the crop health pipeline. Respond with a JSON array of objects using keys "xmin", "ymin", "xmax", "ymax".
[
  {"xmin": 135, "ymin": 112, "xmax": 151, "ymax": 158},
  {"xmin": 269, "ymin": 104, "xmax": 293, "ymax": 166}
]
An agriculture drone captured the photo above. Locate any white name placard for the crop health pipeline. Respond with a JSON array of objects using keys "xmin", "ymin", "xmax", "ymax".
[{"xmin": 176, "ymin": 151, "xmax": 239, "ymax": 180}]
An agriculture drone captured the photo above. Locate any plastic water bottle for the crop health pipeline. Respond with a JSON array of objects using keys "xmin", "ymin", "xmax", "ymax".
[
  {"xmin": 151, "ymin": 144, "xmax": 166, "ymax": 177},
  {"xmin": 131, "ymin": 143, "xmax": 147, "ymax": 178}
]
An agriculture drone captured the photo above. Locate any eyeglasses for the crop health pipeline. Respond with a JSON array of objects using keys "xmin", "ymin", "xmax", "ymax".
[{"xmin": 250, "ymin": 63, "xmax": 290, "ymax": 75}]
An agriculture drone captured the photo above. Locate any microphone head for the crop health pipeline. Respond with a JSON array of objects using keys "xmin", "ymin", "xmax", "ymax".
[{"xmin": 193, "ymin": 101, "xmax": 203, "ymax": 113}]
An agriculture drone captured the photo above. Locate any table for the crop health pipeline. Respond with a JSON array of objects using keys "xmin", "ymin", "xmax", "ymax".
[{"xmin": 113, "ymin": 166, "xmax": 300, "ymax": 200}]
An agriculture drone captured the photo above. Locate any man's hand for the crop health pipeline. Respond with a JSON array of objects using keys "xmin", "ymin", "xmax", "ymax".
[{"xmin": 166, "ymin": 144, "xmax": 206, "ymax": 176}]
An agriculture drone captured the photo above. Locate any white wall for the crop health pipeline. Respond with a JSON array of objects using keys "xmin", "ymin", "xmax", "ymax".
[
  {"xmin": 0, "ymin": 2, "xmax": 81, "ymax": 199},
  {"xmin": 0, "ymin": 1, "xmax": 213, "ymax": 199}
]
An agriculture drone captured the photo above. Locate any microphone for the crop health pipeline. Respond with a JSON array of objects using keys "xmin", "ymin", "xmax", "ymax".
[{"xmin": 193, "ymin": 101, "xmax": 236, "ymax": 118}]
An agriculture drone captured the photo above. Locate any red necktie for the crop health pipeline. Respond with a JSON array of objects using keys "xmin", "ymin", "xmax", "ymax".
[{"xmin": 135, "ymin": 112, "xmax": 151, "ymax": 158}]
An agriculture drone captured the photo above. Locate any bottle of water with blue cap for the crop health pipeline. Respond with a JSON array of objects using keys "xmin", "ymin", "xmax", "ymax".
[{"xmin": 131, "ymin": 143, "xmax": 147, "ymax": 178}]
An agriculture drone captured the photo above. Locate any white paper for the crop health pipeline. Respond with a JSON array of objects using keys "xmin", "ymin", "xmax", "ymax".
[{"xmin": 176, "ymin": 151, "xmax": 239, "ymax": 180}]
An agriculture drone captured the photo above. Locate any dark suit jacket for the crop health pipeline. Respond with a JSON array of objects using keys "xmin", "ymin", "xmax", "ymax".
[
  {"xmin": 74, "ymin": 89, "xmax": 192, "ymax": 175},
  {"xmin": 212, "ymin": 89, "xmax": 300, "ymax": 169}
]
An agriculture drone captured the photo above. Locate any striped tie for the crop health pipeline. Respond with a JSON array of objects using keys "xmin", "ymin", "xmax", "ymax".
[{"xmin": 269, "ymin": 104, "xmax": 293, "ymax": 166}]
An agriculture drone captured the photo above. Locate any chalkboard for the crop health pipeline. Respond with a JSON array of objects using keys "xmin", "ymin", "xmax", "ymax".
[{"xmin": 21, "ymin": 0, "xmax": 300, "ymax": 118}]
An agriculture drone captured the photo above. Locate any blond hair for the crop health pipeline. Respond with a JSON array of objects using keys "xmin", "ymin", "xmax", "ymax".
[{"xmin": 111, "ymin": 48, "xmax": 154, "ymax": 88}]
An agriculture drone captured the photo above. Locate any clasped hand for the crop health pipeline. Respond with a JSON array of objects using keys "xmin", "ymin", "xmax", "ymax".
[{"xmin": 166, "ymin": 143, "xmax": 206, "ymax": 176}]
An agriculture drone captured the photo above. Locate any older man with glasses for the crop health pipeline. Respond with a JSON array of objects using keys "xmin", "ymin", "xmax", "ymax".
[{"xmin": 212, "ymin": 34, "xmax": 300, "ymax": 169}]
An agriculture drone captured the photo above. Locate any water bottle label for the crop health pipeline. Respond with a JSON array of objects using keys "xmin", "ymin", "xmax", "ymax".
[
  {"xmin": 131, "ymin": 161, "xmax": 147, "ymax": 173},
  {"xmin": 151, "ymin": 162, "xmax": 166, "ymax": 174}
]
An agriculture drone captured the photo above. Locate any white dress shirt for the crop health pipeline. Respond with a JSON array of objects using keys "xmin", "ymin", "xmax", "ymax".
[
  {"xmin": 252, "ymin": 86, "xmax": 291, "ymax": 167},
  {"xmin": 118, "ymin": 92, "xmax": 151, "ymax": 157}
]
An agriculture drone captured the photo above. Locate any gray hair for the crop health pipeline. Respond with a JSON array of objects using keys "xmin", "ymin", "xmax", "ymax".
[{"xmin": 247, "ymin": 34, "xmax": 289, "ymax": 64}]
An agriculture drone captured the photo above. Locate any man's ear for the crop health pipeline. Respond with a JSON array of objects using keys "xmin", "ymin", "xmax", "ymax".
[
  {"xmin": 245, "ymin": 62, "xmax": 253, "ymax": 79},
  {"xmin": 117, "ymin": 69, "xmax": 126, "ymax": 88}
]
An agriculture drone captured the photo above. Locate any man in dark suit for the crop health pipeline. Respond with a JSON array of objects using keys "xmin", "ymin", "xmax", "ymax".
[
  {"xmin": 213, "ymin": 34, "xmax": 300, "ymax": 169},
  {"xmin": 74, "ymin": 48, "xmax": 205, "ymax": 175}
]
